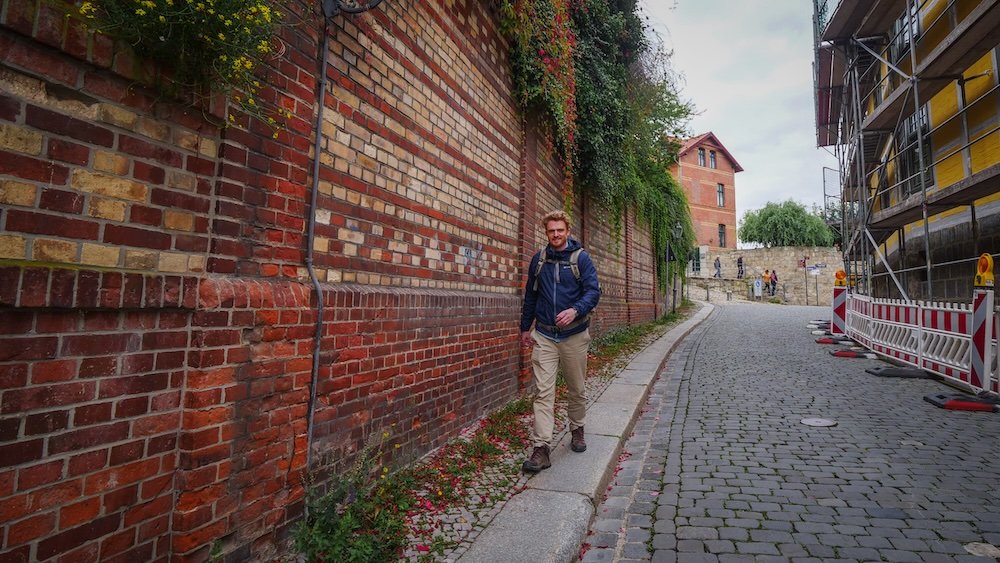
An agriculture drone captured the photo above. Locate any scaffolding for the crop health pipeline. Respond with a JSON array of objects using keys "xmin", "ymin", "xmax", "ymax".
[{"xmin": 813, "ymin": 0, "xmax": 1000, "ymax": 302}]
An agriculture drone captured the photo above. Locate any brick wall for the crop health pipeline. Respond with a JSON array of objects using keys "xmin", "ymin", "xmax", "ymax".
[{"xmin": 0, "ymin": 0, "xmax": 668, "ymax": 561}]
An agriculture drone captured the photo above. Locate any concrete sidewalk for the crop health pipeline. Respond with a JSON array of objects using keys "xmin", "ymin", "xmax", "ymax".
[{"xmin": 457, "ymin": 302, "xmax": 715, "ymax": 562}]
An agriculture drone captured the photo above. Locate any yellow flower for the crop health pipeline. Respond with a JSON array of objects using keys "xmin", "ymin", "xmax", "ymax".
[{"xmin": 135, "ymin": 8, "xmax": 146, "ymax": 15}]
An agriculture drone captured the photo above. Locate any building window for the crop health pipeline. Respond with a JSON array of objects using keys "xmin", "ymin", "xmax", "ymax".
[
  {"xmin": 717, "ymin": 183, "xmax": 725, "ymax": 207},
  {"xmin": 709, "ymin": 151, "xmax": 717, "ymax": 169},
  {"xmin": 896, "ymin": 105, "xmax": 933, "ymax": 198},
  {"xmin": 697, "ymin": 148, "xmax": 705, "ymax": 166},
  {"xmin": 718, "ymin": 224, "xmax": 726, "ymax": 248},
  {"xmin": 691, "ymin": 249, "xmax": 700, "ymax": 274}
]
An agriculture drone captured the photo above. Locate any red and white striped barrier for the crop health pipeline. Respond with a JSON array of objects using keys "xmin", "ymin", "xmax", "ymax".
[
  {"xmin": 842, "ymin": 290, "xmax": 998, "ymax": 396},
  {"xmin": 831, "ymin": 286, "xmax": 847, "ymax": 335}
]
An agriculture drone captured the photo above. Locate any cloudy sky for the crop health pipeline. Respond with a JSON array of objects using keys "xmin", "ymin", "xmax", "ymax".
[{"xmin": 640, "ymin": 0, "xmax": 839, "ymax": 228}]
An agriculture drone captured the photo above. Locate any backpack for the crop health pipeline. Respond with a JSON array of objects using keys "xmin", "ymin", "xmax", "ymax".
[{"xmin": 532, "ymin": 247, "xmax": 584, "ymax": 291}]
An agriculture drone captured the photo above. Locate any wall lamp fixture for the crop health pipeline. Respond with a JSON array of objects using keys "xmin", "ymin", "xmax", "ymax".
[{"xmin": 323, "ymin": 0, "xmax": 385, "ymax": 17}]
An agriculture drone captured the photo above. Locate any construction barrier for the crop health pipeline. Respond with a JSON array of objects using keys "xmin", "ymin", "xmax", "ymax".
[
  {"xmin": 831, "ymin": 286, "xmax": 846, "ymax": 335},
  {"xmin": 839, "ymin": 256, "xmax": 999, "ymax": 396}
]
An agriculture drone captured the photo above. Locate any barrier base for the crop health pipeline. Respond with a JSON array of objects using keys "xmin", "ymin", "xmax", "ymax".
[
  {"xmin": 830, "ymin": 349, "xmax": 878, "ymax": 359},
  {"xmin": 923, "ymin": 393, "xmax": 999, "ymax": 412},
  {"xmin": 865, "ymin": 366, "xmax": 933, "ymax": 379},
  {"xmin": 816, "ymin": 337, "xmax": 852, "ymax": 345}
]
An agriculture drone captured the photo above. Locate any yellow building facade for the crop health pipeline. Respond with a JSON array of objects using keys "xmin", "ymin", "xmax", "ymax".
[{"xmin": 814, "ymin": 0, "xmax": 1000, "ymax": 300}]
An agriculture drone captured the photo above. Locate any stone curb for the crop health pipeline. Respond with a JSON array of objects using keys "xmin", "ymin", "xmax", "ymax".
[{"xmin": 457, "ymin": 301, "xmax": 715, "ymax": 562}]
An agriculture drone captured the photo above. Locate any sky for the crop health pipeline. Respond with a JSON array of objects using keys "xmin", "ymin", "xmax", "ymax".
[{"xmin": 639, "ymin": 0, "xmax": 839, "ymax": 227}]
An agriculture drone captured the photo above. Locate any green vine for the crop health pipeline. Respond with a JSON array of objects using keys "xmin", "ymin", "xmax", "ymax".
[
  {"xmin": 499, "ymin": 0, "xmax": 696, "ymax": 288},
  {"xmin": 78, "ymin": 0, "xmax": 291, "ymax": 134},
  {"xmin": 500, "ymin": 0, "xmax": 578, "ymax": 209}
]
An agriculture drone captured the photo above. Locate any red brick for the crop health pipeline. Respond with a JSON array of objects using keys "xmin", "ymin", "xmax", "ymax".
[
  {"xmin": 16, "ymin": 459, "xmax": 63, "ymax": 491},
  {"xmin": 84, "ymin": 458, "xmax": 159, "ymax": 495},
  {"xmin": 133, "ymin": 412, "xmax": 180, "ymax": 437},
  {"xmin": 36, "ymin": 513, "xmax": 121, "ymax": 560},
  {"xmin": 0, "ymin": 311, "xmax": 33, "ymax": 335},
  {"xmin": 101, "ymin": 484, "xmax": 137, "ymax": 512},
  {"xmin": 5, "ymin": 209, "xmax": 98, "ymax": 239},
  {"xmin": 27, "ymin": 478, "xmax": 83, "ymax": 512},
  {"xmin": 98, "ymin": 527, "xmax": 135, "ymax": 559},
  {"xmin": 48, "ymin": 421, "xmax": 128, "ymax": 455},
  {"xmin": 75, "ymin": 270, "xmax": 100, "ymax": 308},
  {"xmin": 121, "ymin": 353, "xmax": 154, "ymax": 375},
  {"xmin": 123, "ymin": 494, "xmax": 172, "ymax": 527},
  {"xmin": 74, "ymin": 402, "xmax": 113, "ymax": 425},
  {"xmin": 0, "ymin": 150, "xmax": 70, "ymax": 183},
  {"xmin": 150, "ymin": 187, "xmax": 210, "ymax": 213},
  {"xmin": 129, "ymin": 205, "xmax": 163, "ymax": 227},
  {"xmin": 8, "ymin": 511, "xmax": 57, "ymax": 546},
  {"xmin": 98, "ymin": 373, "xmax": 169, "ymax": 398},
  {"xmin": 25, "ymin": 105, "xmax": 114, "ymax": 147},
  {"xmin": 24, "ymin": 410, "xmax": 69, "ymax": 434},
  {"xmin": 0, "ymin": 336, "xmax": 58, "ymax": 363},
  {"xmin": 0, "ymin": 417, "xmax": 19, "ymax": 441},
  {"xmin": 118, "ymin": 136, "xmax": 182, "ymax": 167},
  {"xmin": 137, "ymin": 515, "xmax": 169, "ymax": 542},
  {"xmin": 47, "ymin": 138, "xmax": 91, "ymax": 165},
  {"xmin": 154, "ymin": 351, "xmax": 185, "ymax": 370},
  {"xmin": 33, "ymin": 3, "xmax": 67, "ymax": 50},
  {"xmin": 147, "ymin": 434, "xmax": 176, "ymax": 455},
  {"xmin": 55, "ymin": 542, "xmax": 99, "ymax": 563},
  {"xmin": 62, "ymin": 333, "xmax": 135, "ymax": 356},
  {"xmin": 19, "ymin": 267, "xmax": 49, "ymax": 307},
  {"xmin": 35, "ymin": 312, "xmax": 77, "ymax": 333},
  {"xmin": 109, "ymin": 440, "xmax": 143, "ymax": 465},
  {"xmin": 80, "ymin": 357, "xmax": 118, "ymax": 377},
  {"xmin": 103, "ymin": 224, "xmax": 172, "ymax": 250},
  {"xmin": 1, "ymin": 381, "xmax": 94, "ymax": 413},
  {"xmin": 49, "ymin": 269, "xmax": 77, "ymax": 308},
  {"xmin": 133, "ymin": 161, "xmax": 165, "ymax": 184},
  {"xmin": 60, "ymin": 497, "xmax": 101, "ymax": 528},
  {"xmin": 0, "ymin": 545, "xmax": 30, "ymax": 562},
  {"xmin": 68, "ymin": 450, "xmax": 108, "ymax": 476},
  {"xmin": 0, "ymin": 92, "xmax": 19, "ymax": 121},
  {"xmin": 31, "ymin": 359, "xmax": 78, "ymax": 383},
  {"xmin": 142, "ymin": 331, "xmax": 188, "ymax": 350},
  {"xmin": 39, "ymin": 187, "xmax": 85, "ymax": 213},
  {"xmin": 115, "ymin": 396, "xmax": 149, "ymax": 418}
]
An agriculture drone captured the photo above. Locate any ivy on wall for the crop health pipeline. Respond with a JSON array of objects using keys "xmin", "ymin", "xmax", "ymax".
[{"xmin": 499, "ymin": 0, "xmax": 696, "ymax": 287}]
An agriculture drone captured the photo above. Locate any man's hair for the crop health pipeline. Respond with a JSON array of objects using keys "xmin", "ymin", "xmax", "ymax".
[{"xmin": 540, "ymin": 210, "xmax": 570, "ymax": 229}]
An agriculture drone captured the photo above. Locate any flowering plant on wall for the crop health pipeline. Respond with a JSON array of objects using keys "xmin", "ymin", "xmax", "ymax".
[
  {"xmin": 499, "ymin": 0, "xmax": 578, "ymax": 209},
  {"xmin": 79, "ymin": 0, "xmax": 290, "ymax": 132}
]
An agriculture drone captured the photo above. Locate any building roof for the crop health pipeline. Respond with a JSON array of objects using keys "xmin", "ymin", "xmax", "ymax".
[{"xmin": 678, "ymin": 132, "xmax": 744, "ymax": 172}]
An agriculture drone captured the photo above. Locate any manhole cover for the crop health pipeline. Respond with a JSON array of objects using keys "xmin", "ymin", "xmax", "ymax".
[
  {"xmin": 964, "ymin": 543, "xmax": 1000, "ymax": 558},
  {"xmin": 801, "ymin": 418, "xmax": 837, "ymax": 427}
]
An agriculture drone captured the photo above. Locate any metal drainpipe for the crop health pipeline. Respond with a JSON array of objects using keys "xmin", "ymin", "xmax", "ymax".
[{"xmin": 305, "ymin": 18, "xmax": 332, "ymax": 477}]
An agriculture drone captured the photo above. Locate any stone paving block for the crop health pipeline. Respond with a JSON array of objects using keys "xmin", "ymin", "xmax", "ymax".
[
  {"xmin": 527, "ymin": 433, "xmax": 619, "ymax": 499},
  {"xmin": 595, "ymin": 382, "xmax": 648, "ymax": 406},
  {"xmin": 585, "ymin": 402, "xmax": 636, "ymax": 439},
  {"xmin": 457, "ymin": 489, "xmax": 591, "ymax": 563}
]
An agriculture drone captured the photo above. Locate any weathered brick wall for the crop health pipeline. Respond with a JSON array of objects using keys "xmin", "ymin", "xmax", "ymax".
[{"xmin": 0, "ymin": 0, "xmax": 668, "ymax": 561}]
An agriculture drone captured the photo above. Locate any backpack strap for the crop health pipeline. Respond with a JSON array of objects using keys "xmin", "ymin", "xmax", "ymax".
[{"xmin": 531, "ymin": 247, "xmax": 584, "ymax": 291}]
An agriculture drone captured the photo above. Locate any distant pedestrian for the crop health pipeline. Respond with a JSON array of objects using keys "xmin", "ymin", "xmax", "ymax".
[
  {"xmin": 713, "ymin": 256, "xmax": 721, "ymax": 278},
  {"xmin": 520, "ymin": 210, "xmax": 601, "ymax": 473},
  {"xmin": 736, "ymin": 256, "xmax": 744, "ymax": 279},
  {"xmin": 762, "ymin": 270, "xmax": 771, "ymax": 294},
  {"xmin": 770, "ymin": 269, "xmax": 778, "ymax": 296}
]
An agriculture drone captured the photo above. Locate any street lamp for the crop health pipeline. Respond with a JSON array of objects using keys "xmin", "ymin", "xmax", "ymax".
[{"xmin": 672, "ymin": 222, "xmax": 683, "ymax": 313}]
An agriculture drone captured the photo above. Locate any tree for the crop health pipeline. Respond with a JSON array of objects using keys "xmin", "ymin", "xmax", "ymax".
[{"xmin": 739, "ymin": 200, "xmax": 835, "ymax": 247}]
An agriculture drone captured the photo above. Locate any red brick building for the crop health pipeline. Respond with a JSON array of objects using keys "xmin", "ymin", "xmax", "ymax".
[{"xmin": 671, "ymin": 132, "xmax": 743, "ymax": 255}]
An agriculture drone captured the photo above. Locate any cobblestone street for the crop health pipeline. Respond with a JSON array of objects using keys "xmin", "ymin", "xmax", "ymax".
[{"xmin": 583, "ymin": 303, "xmax": 1000, "ymax": 563}]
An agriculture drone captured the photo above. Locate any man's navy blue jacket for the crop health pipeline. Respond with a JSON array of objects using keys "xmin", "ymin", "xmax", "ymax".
[{"xmin": 520, "ymin": 237, "xmax": 601, "ymax": 339}]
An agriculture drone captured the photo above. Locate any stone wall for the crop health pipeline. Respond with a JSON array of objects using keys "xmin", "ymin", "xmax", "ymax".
[
  {"xmin": 0, "ymin": 1, "xmax": 664, "ymax": 561},
  {"xmin": 689, "ymin": 246, "xmax": 843, "ymax": 306}
]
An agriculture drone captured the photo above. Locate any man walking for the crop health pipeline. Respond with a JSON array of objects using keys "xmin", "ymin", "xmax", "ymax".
[{"xmin": 520, "ymin": 210, "xmax": 601, "ymax": 473}]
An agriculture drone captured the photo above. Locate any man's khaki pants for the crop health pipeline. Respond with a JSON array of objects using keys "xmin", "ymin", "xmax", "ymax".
[{"xmin": 530, "ymin": 328, "xmax": 590, "ymax": 448}]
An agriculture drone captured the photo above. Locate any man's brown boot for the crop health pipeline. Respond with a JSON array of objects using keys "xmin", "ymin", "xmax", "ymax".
[
  {"xmin": 571, "ymin": 427, "xmax": 586, "ymax": 452},
  {"xmin": 522, "ymin": 445, "xmax": 551, "ymax": 472}
]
